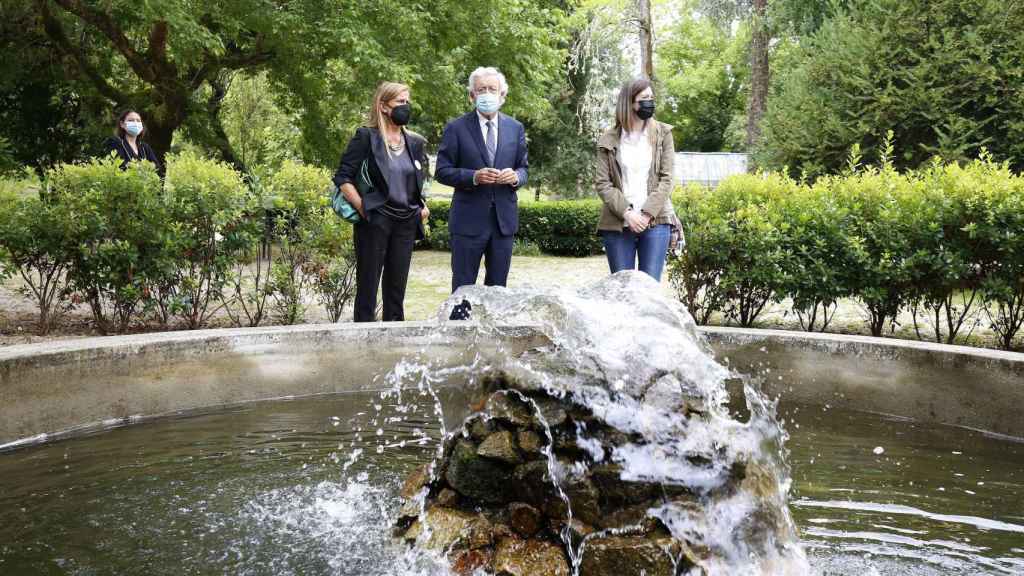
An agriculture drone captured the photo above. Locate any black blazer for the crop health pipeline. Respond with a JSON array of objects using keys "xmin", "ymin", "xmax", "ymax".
[
  {"xmin": 332, "ymin": 127, "xmax": 430, "ymax": 238},
  {"xmin": 104, "ymin": 137, "xmax": 159, "ymax": 171}
]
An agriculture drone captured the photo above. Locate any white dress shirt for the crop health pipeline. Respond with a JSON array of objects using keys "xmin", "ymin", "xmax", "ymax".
[
  {"xmin": 472, "ymin": 110, "xmax": 518, "ymax": 186},
  {"xmin": 617, "ymin": 129, "xmax": 652, "ymax": 213},
  {"xmin": 477, "ymin": 111, "xmax": 498, "ymax": 146}
]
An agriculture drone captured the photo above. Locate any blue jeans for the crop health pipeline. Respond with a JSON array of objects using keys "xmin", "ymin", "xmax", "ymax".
[{"xmin": 601, "ymin": 224, "xmax": 671, "ymax": 281}]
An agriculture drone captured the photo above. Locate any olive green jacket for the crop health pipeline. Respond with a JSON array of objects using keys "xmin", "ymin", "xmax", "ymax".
[{"xmin": 594, "ymin": 121, "xmax": 676, "ymax": 232}]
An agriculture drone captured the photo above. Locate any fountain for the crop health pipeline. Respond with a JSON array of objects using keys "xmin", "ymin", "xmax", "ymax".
[
  {"xmin": 0, "ymin": 272, "xmax": 1022, "ymax": 575},
  {"xmin": 393, "ymin": 272, "xmax": 807, "ymax": 575}
]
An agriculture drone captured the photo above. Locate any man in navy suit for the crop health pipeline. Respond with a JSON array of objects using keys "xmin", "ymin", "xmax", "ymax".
[{"xmin": 436, "ymin": 66, "xmax": 529, "ymax": 292}]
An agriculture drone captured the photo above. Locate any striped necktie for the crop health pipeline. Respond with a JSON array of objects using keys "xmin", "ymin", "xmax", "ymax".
[{"xmin": 485, "ymin": 120, "xmax": 496, "ymax": 166}]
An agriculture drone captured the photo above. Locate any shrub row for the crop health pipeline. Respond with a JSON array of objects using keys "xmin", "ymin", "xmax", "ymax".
[
  {"xmin": 670, "ymin": 156, "xmax": 1024, "ymax": 350},
  {"xmin": 0, "ymin": 155, "xmax": 356, "ymax": 335},
  {"xmin": 424, "ymin": 197, "xmax": 604, "ymax": 257}
]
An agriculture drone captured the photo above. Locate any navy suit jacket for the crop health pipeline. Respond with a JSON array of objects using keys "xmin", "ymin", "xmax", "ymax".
[{"xmin": 435, "ymin": 111, "xmax": 528, "ymax": 236}]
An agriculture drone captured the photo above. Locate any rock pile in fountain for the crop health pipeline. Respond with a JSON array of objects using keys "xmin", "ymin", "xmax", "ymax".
[
  {"xmin": 394, "ymin": 272, "xmax": 808, "ymax": 575},
  {"xmin": 395, "ymin": 376, "xmax": 797, "ymax": 576}
]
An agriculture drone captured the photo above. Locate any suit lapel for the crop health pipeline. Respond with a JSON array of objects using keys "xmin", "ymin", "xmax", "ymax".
[
  {"xmin": 407, "ymin": 133, "xmax": 425, "ymax": 191},
  {"xmin": 495, "ymin": 113, "xmax": 516, "ymax": 169},
  {"xmin": 368, "ymin": 128, "xmax": 391, "ymax": 190},
  {"xmin": 465, "ymin": 112, "xmax": 491, "ymax": 167}
]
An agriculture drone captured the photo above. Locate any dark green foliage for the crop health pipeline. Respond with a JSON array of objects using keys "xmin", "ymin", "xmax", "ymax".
[
  {"xmin": 424, "ymin": 198, "xmax": 603, "ymax": 257},
  {"xmin": 669, "ymin": 154, "xmax": 1024, "ymax": 349},
  {"xmin": 759, "ymin": 0, "xmax": 1024, "ymax": 178},
  {"xmin": 0, "ymin": 178, "xmax": 77, "ymax": 334},
  {"xmin": 49, "ymin": 158, "xmax": 170, "ymax": 334}
]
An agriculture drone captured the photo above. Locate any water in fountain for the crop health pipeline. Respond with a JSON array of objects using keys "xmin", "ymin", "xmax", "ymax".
[{"xmin": 3, "ymin": 271, "xmax": 1022, "ymax": 574}]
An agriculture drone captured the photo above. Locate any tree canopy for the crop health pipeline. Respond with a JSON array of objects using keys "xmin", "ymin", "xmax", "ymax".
[
  {"xmin": 759, "ymin": 0, "xmax": 1024, "ymax": 178},
  {"xmin": 7, "ymin": 0, "xmax": 569, "ymax": 172}
]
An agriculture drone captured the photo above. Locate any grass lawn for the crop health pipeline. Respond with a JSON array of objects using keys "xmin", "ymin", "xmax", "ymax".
[{"xmin": 402, "ymin": 250, "xmax": 623, "ymax": 320}]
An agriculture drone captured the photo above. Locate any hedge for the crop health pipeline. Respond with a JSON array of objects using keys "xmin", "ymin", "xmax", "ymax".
[
  {"xmin": 4, "ymin": 155, "xmax": 1023, "ymax": 350},
  {"xmin": 0, "ymin": 155, "xmax": 355, "ymax": 334},
  {"xmin": 670, "ymin": 156, "xmax": 1024, "ymax": 350},
  {"xmin": 425, "ymin": 197, "xmax": 604, "ymax": 257}
]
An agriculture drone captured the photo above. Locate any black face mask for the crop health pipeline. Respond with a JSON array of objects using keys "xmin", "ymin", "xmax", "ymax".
[
  {"xmin": 389, "ymin": 103, "xmax": 412, "ymax": 126},
  {"xmin": 636, "ymin": 100, "xmax": 656, "ymax": 120}
]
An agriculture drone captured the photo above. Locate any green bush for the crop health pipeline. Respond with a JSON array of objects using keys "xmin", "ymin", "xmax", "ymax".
[
  {"xmin": 263, "ymin": 160, "xmax": 334, "ymax": 325},
  {"xmin": 421, "ymin": 198, "xmax": 603, "ymax": 257},
  {"xmin": 0, "ymin": 179, "xmax": 77, "ymax": 334},
  {"xmin": 163, "ymin": 153, "xmax": 253, "ymax": 329},
  {"xmin": 669, "ymin": 154, "xmax": 1024, "ymax": 349},
  {"xmin": 49, "ymin": 158, "xmax": 169, "ymax": 334},
  {"xmin": 671, "ymin": 174, "xmax": 792, "ymax": 327}
]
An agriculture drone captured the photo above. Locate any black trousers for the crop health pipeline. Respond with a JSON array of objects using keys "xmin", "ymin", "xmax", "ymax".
[{"xmin": 353, "ymin": 212, "xmax": 418, "ymax": 322}]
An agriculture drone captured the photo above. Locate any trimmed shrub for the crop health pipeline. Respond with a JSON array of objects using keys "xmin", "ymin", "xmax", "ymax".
[
  {"xmin": 669, "ymin": 154, "xmax": 1024, "ymax": 349},
  {"xmin": 163, "ymin": 153, "xmax": 253, "ymax": 329},
  {"xmin": 263, "ymin": 160, "xmax": 335, "ymax": 325},
  {"xmin": 49, "ymin": 158, "xmax": 169, "ymax": 334},
  {"xmin": 422, "ymin": 198, "xmax": 603, "ymax": 256},
  {"xmin": 0, "ymin": 179, "xmax": 77, "ymax": 334}
]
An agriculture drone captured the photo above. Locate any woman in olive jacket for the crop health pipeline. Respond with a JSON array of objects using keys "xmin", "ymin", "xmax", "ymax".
[
  {"xmin": 594, "ymin": 77, "xmax": 678, "ymax": 281},
  {"xmin": 332, "ymin": 81, "xmax": 430, "ymax": 322}
]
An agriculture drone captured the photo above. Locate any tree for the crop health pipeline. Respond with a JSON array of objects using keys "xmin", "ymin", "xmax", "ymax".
[
  {"xmin": 758, "ymin": 0, "xmax": 1024, "ymax": 178},
  {"xmin": 28, "ymin": 0, "xmax": 569, "ymax": 171},
  {"xmin": 528, "ymin": 0, "xmax": 634, "ymax": 197},
  {"xmin": 0, "ymin": 2, "xmax": 107, "ymax": 173},
  {"xmin": 656, "ymin": 0, "xmax": 750, "ymax": 151}
]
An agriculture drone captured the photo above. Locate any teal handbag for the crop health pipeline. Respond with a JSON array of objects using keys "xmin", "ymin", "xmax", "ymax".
[{"xmin": 329, "ymin": 160, "xmax": 373, "ymax": 223}]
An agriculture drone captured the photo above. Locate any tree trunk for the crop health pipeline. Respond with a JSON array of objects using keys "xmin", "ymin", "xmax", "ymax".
[
  {"xmin": 745, "ymin": 0, "xmax": 769, "ymax": 149},
  {"xmin": 638, "ymin": 0, "xmax": 655, "ymax": 80}
]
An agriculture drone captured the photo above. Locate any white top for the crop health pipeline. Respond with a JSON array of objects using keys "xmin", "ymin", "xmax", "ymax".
[
  {"xmin": 617, "ymin": 129, "xmax": 652, "ymax": 213},
  {"xmin": 477, "ymin": 111, "xmax": 498, "ymax": 147}
]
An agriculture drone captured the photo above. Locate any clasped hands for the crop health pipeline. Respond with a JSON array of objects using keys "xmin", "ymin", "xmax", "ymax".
[
  {"xmin": 624, "ymin": 208, "xmax": 651, "ymax": 233},
  {"xmin": 474, "ymin": 167, "xmax": 518, "ymax": 186}
]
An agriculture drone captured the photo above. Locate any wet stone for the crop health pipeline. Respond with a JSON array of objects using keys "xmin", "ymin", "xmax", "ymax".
[
  {"xmin": 446, "ymin": 439, "xmax": 515, "ymax": 504},
  {"xmin": 591, "ymin": 463, "xmax": 658, "ymax": 508},
  {"xmin": 450, "ymin": 548, "xmax": 494, "ymax": 576},
  {"xmin": 477, "ymin": 430, "xmax": 522, "ymax": 464},
  {"xmin": 435, "ymin": 487, "xmax": 459, "ymax": 508},
  {"xmin": 513, "ymin": 460, "xmax": 554, "ymax": 508},
  {"xmin": 403, "ymin": 507, "xmax": 493, "ymax": 551},
  {"xmin": 546, "ymin": 476, "xmax": 601, "ymax": 527},
  {"xmin": 485, "ymin": 393, "xmax": 534, "ymax": 428},
  {"xmin": 469, "ymin": 415, "xmax": 497, "ymax": 441},
  {"xmin": 578, "ymin": 535, "xmax": 681, "ymax": 576},
  {"xmin": 401, "ymin": 464, "xmax": 431, "ymax": 500},
  {"xmin": 493, "ymin": 536, "xmax": 570, "ymax": 576},
  {"xmin": 508, "ymin": 502, "xmax": 543, "ymax": 537},
  {"xmin": 532, "ymin": 396, "xmax": 569, "ymax": 428},
  {"xmin": 516, "ymin": 430, "xmax": 543, "ymax": 456}
]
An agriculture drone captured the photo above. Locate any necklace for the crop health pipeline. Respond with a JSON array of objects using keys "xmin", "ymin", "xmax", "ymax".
[{"xmin": 387, "ymin": 137, "xmax": 404, "ymax": 157}]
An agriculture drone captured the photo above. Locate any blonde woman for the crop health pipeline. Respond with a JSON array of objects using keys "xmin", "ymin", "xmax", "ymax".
[
  {"xmin": 332, "ymin": 82, "xmax": 430, "ymax": 322},
  {"xmin": 594, "ymin": 78, "xmax": 677, "ymax": 281}
]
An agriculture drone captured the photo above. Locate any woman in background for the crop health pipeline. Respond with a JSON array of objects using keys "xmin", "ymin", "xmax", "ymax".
[
  {"xmin": 104, "ymin": 110, "xmax": 159, "ymax": 170},
  {"xmin": 593, "ymin": 77, "xmax": 678, "ymax": 281},
  {"xmin": 332, "ymin": 82, "xmax": 430, "ymax": 322}
]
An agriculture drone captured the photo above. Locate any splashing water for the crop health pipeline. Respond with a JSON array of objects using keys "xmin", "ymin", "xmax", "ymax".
[{"xmin": 417, "ymin": 271, "xmax": 810, "ymax": 575}]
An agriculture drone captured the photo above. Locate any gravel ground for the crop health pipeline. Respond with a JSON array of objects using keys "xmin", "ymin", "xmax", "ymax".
[{"xmin": 0, "ymin": 250, "xmax": 1011, "ymax": 350}]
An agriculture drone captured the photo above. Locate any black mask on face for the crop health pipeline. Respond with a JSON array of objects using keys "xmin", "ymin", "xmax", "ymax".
[
  {"xmin": 636, "ymin": 100, "xmax": 656, "ymax": 120},
  {"xmin": 389, "ymin": 103, "xmax": 412, "ymax": 126}
]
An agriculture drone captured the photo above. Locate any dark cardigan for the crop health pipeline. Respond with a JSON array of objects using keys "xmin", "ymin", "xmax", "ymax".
[{"xmin": 103, "ymin": 136, "xmax": 159, "ymax": 171}]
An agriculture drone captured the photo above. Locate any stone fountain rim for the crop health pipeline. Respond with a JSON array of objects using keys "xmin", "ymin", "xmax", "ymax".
[
  {"xmin": 2, "ymin": 322, "xmax": 1023, "ymax": 449},
  {"xmin": 2, "ymin": 322, "xmax": 1021, "ymax": 363}
]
